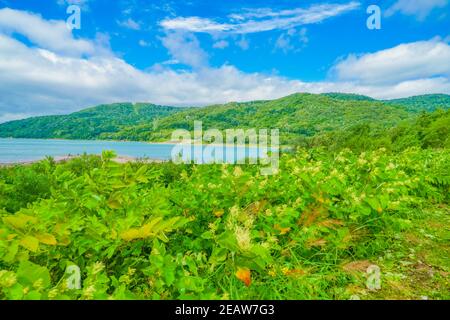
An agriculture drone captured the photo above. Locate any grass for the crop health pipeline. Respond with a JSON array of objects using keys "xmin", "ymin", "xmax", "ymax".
[{"xmin": 354, "ymin": 205, "xmax": 449, "ymax": 300}]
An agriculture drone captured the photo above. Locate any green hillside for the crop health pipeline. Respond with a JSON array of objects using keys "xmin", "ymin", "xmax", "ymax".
[
  {"xmin": 321, "ymin": 93, "xmax": 450, "ymax": 112},
  {"xmin": 304, "ymin": 109, "xmax": 450, "ymax": 152},
  {"xmin": 1, "ymin": 93, "xmax": 449, "ymax": 145},
  {"xmin": 0, "ymin": 93, "xmax": 449, "ymax": 300},
  {"xmin": 0, "ymin": 103, "xmax": 184, "ymax": 140},
  {"xmin": 106, "ymin": 93, "xmax": 413, "ymax": 144},
  {"xmin": 321, "ymin": 92, "xmax": 376, "ymax": 101},
  {"xmin": 384, "ymin": 94, "xmax": 450, "ymax": 112}
]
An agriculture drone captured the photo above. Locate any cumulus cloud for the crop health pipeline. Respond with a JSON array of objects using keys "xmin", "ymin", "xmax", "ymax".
[
  {"xmin": 0, "ymin": 8, "xmax": 101, "ymax": 57},
  {"xmin": 332, "ymin": 38, "xmax": 450, "ymax": 85},
  {"xmin": 385, "ymin": 0, "xmax": 448, "ymax": 20},
  {"xmin": 160, "ymin": 2, "xmax": 360, "ymax": 34},
  {"xmin": 160, "ymin": 32, "xmax": 209, "ymax": 69}
]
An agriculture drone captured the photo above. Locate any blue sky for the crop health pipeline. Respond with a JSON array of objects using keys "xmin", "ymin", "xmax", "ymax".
[{"xmin": 0, "ymin": 0, "xmax": 449, "ymax": 122}]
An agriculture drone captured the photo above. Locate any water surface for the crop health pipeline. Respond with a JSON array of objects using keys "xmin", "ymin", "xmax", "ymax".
[{"xmin": 0, "ymin": 138, "xmax": 269, "ymax": 164}]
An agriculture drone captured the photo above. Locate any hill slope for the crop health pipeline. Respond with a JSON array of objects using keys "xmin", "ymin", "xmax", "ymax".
[
  {"xmin": 305, "ymin": 109, "xmax": 450, "ymax": 152},
  {"xmin": 383, "ymin": 94, "xmax": 450, "ymax": 112},
  {"xmin": 0, "ymin": 103, "xmax": 184, "ymax": 140},
  {"xmin": 1, "ymin": 93, "xmax": 449, "ymax": 144},
  {"xmin": 106, "ymin": 93, "xmax": 413, "ymax": 144}
]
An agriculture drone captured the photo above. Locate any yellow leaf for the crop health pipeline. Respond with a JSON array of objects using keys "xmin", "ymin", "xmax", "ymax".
[
  {"xmin": 306, "ymin": 238, "xmax": 327, "ymax": 248},
  {"xmin": 274, "ymin": 224, "xmax": 290, "ymax": 235},
  {"xmin": 120, "ymin": 228, "xmax": 141, "ymax": 241},
  {"xmin": 236, "ymin": 267, "xmax": 251, "ymax": 287},
  {"xmin": 283, "ymin": 268, "xmax": 306, "ymax": 277},
  {"xmin": 36, "ymin": 233, "xmax": 57, "ymax": 246},
  {"xmin": 107, "ymin": 199, "xmax": 121, "ymax": 210},
  {"xmin": 342, "ymin": 260, "xmax": 372, "ymax": 273},
  {"xmin": 3, "ymin": 214, "xmax": 37, "ymax": 229},
  {"xmin": 20, "ymin": 236, "xmax": 39, "ymax": 252},
  {"xmin": 7, "ymin": 234, "xmax": 17, "ymax": 240},
  {"xmin": 213, "ymin": 209, "xmax": 224, "ymax": 217}
]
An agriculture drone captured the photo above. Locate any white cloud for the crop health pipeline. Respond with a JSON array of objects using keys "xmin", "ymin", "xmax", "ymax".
[
  {"xmin": 56, "ymin": 0, "xmax": 90, "ymax": 10},
  {"xmin": 138, "ymin": 39, "xmax": 151, "ymax": 47},
  {"xmin": 0, "ymin": 8, "xmax": 102, "ymax": 57},
  {"xmin": 386, "ymin": 0, "xmax": 448, "ymax": 20},
  {"xmin": 160, "ymin": 32, "xmax": 209, "ymax": 69},
  {"xmin": 0, "ymin": 113, "xmax": 36, "ymax": 123},
  {"xmin": 275, "ymin": 28, "xmax": 308, "ymax": 53},
  {"xmin": 161, "ymin": 17, "xmax": 231, "ymax": 33},
  {"xmin": 236, "ymin": 37, "xmax": 249, "ymax": 50},
  {"xmin": 117, "ymin": 18, "xmax": 141, "ymax": 30},
  {"xmin": 0, "ymin": 9, "xmax": 449, "ymax": 123},
  {"xmin": 56, "ymin": 0, "xmax": 88, "ymax": 6},
  {"xmin": 160, "ymin": 2, "xmax": 360, "ymax": 34},
  {"xmin": 332, "ymin": 38, "xmax": 450, "ymax": 85},
  {"xmin": 213, "ymin": 40, "xmax": 229, "ymax": 49}
]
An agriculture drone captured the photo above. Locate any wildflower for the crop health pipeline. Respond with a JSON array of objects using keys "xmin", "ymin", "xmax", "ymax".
[
  {"xmin": 208, "ymin": 222, "xmax": 218, "ymax": 233},
  {"xmin": 33, "ymin": 279, "xmax": 44, "ymax": 290},
  {"xmin": 92, "ymin": 262, "xmax": 105, "ymax": 275},
  {"xmin": 233, "ymin": 166, "xmax": 244, "ymax": 177},
  {"xmin": 0, "ymin": 271, "xmax": 17, "ymax": 288},
  {"xmin": 235, "ymin": 226, "xmax": 252, "ymax": 250},
  {"xmin": 47, "ymin": 288, "xmax": 59, "ymax": 299},
  {"xmin": 82, "ymin": 285, "xmax": 96, "ymax": 300},
  {"xmin": 386, "ymin": 163, "xmax": 396, "ymax": 170}
]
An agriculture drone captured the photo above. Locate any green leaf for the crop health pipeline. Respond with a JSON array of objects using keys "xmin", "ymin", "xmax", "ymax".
[{"xmin": 16, "ymin": 260, "xmax": 51, "ymax": 289}]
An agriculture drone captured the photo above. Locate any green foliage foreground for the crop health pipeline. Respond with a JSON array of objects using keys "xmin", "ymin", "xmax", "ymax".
[{"xmin": 0, "ymin": 148, "xmax": 449, "ymax": 300}]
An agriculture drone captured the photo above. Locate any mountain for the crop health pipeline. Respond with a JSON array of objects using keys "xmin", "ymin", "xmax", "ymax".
[
  {"xmin": 306, "ymin": 109, "xmax": 450, "ymax": 152},
  {"xmin": 383, "ymin": 94, "xmax": 450, "ymax": 112},
  {"xmin": 0, "ymin": 103, "xmax": 185, "ymax": 140},
  {"xmin": 106, "ymin": 93, "xmax": 412, "ymax": 144},
  {"xmin": 321, "ymin": 92, "xmax": 376, "ymax": 101},
  {"xmin": 321, "ymin": 93, "xmax": 450, "ymax": 112},
  {"xmin": 1, "ymin": 93, "xmax": 448, "ymax": 144}
]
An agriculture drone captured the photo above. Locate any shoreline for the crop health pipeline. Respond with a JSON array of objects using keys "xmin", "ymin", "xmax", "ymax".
[
  {"xmin": 0, "ymin": 138, "xmax": 290, "ymax": 166},
  {"xmin": 0, "ymin": 155, "xmax": 167, "ymax": 166},
  {"xmin": 0, "ymin": 137, "xmax": 290, "ymax": 148}
]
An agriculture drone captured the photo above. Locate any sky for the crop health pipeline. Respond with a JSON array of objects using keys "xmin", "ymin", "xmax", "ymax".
[{"xmin": 0, "ymin": 0, "xmax": 449, "ymax": 122}]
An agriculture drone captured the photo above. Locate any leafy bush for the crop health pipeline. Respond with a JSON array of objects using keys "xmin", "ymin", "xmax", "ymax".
[{"xmin": 0, "ymin": 148, "xmax": 448, "ymax": 299}]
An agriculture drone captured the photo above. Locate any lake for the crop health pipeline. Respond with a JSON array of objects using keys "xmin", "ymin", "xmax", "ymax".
[{"xmin": 0, "ymin": 138, "xmax": 271, "ymax": 164}]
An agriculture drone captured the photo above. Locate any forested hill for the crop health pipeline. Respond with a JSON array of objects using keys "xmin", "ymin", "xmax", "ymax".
[
  {"xmin": 0, "ymin": 93, "xmax": 449, "ymax": 144},
  {"xmin": 102, "ymin": 93, "xmax": 444, "ymax": 144},
  {"xmin": 0, "ymin": 103, "xmax": 184, "ymax": 140},
  {"xmin": 383, "ymin": 94, "xmax": 450, "ymax": 112}
]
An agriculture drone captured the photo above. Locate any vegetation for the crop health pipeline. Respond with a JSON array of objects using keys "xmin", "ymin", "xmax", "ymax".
[
  {"xmin": 302, "ymin": 109, "xmax": 450, "ymax": 153},
  {"xmin": 0, "ymin": 103, "xmax": 184, "ymax": 140},
  {"xmin": 321, "ymin": 93, "xmax": 375, "ymax": 101},
  {"xmin": 0, "ymin": 93, "xmax": 449, "ymax": 300},
  {"xmin": 1, "ymin": 94, "xmax": 449, "ymax": 145},
  {"xmin": 0, "ymin": 144, "xmax": 448, "ymax": 300},
  {"xmin": 105, "ymin": 93, "xmax": 415, "ymax": 144},
  {"xmin": 384, "ymin": 94, "xmax": 450, "ymax": 113}
]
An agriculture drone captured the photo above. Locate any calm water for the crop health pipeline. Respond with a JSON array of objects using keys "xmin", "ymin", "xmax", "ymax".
[{"xmin": 0, "ymin": 138, "xmax": 269, "ymax": 164}]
